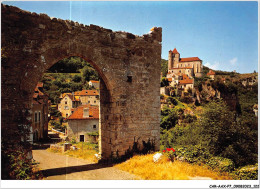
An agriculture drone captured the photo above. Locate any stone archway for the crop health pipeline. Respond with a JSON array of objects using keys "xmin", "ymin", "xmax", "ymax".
[{"xmin": 1, "ymin": 4, "xmax": 162, "ymax": 159}]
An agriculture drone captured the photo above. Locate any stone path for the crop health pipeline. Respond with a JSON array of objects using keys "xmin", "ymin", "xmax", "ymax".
[{"xmin": 33, "ymin": 149, "xmax": 138, "ymax": 180}]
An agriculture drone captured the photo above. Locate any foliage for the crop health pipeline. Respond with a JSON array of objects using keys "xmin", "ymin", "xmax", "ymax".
[
  {"xmin": 207, "ymin": 156, "xmax": 235, "ymax": 173},
  {"xmin": 47, "ymin": 56, "xmax": 86, "ymax": 73},
  {"xmin": 49, "ymin": 106, "xmax": 61, "ymax": 117},
  {"xmin": 166, "ymin": 96, "xmax": 178, "ymax": 105},
  {"xmin": 161, "ymin": 59, "xmax": 168, "ymax": 77},
  {"xmin": 160, "ymin": 107, "xmax": 178, "ymax": 130},
  {"xmin": 161, "ymin": 99, "xmax": 258, "ymax": 168},
  {"xmin": 232, "ymin": 164, "xmax": 258, "ymax": 180},
  {"xmin": 162, "ymin": 148, "xmax": 176, "ymax": 161},
  {"xmin": 41, "ymin": 56, "xmax": 99, "ymax": 104},
  {"xmin": 2, "ymin": 149, "xmax": 42, "ymax": 180},
  {"xmin": 160, "ymin": 77, "xmax": 169, "ymax": 87},
  {"xmin": 81, "ymin": 65, "xmax": 99, "ymax": 82},
  {"xmin": 50, "ymin": 120, "xmax": 66, "ymax": 133},
  {"xmin": 87, "ymin": 131, "xmax": 99, "ymax": 136}
]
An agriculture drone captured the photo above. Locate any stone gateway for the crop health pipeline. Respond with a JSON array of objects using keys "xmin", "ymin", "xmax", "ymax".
[{"xmin": 1, "ymin": 4, "xmax": 162, "ymax": 159}]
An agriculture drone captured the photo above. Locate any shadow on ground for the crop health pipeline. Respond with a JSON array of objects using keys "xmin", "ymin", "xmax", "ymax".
[{"xmin": 39, "ymin": 163, "xmax": 114, "ymax": 177}]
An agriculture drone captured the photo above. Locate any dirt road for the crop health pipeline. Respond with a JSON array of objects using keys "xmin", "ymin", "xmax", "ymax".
[{"xmin": 33, "ymin": 149, "xmax": 139, "ymax": 180}]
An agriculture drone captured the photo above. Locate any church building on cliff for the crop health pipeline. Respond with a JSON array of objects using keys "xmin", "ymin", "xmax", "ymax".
[
  {"xmin": 167, "ymin": 48, "xmax": 203, "ymax": 78},
  {"xmin": 166, "ymin": 48, "xmax": 203, "ymax": 92}
]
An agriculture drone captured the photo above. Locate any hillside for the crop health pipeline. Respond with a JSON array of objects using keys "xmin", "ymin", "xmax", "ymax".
[
  {"xmin": 41, "ymin": 56, "xmax": 99, "ymax": 104},
  {"xmin": 160, "ymin": 60, "xmax": 258, "ymax": 179}
]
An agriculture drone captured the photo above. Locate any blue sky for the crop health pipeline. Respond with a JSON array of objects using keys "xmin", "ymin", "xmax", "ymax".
[{"xmin": 3, "ymin": 1, "xmax": 258, "ymax": 73}]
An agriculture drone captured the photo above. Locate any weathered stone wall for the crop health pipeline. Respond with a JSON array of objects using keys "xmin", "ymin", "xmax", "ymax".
[
  {"xmin": 67, "ymin": 119, "xmax": 99, "ymax": 142},
  {"xmin": 1, "ymin": 4, "xmax": 162, "ymax": 159}
]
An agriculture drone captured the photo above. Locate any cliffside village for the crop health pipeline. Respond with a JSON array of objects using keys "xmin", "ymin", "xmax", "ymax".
[{"xmin": 160, "ymin": 48, "xmax": 215, "ymax": 96}]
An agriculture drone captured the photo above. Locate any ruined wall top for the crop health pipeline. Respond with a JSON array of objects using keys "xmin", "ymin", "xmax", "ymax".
[{"xmin": 1, "ymin": 3, "xmax": 162, "ymax": 43}]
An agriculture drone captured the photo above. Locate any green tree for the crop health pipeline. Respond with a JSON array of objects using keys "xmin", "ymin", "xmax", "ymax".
[
  {"xmin": 161, "ymin": 77, "xmax": 169, "ymax": 87},
  {"xmin": 161, "ymin": 59, "xmax": 168, "ymax": 77},
  {"xmin": 160, "ymin": 107, "xmax": 178, "ymax": 130}
]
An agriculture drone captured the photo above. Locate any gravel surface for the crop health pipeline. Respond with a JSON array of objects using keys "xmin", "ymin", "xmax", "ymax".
[{"xmin": 33, "ymin": 149, "xmax": 139, "ymax": 180}]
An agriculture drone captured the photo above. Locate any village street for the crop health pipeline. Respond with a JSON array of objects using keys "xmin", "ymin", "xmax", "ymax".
[{"xmin": 32, "ymin": 149, "xmax": 139, "ymax": 180}]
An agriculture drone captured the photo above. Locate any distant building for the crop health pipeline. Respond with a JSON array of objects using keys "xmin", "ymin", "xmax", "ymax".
[
  {"xmin": 207, "ymin": 70, "xmax": 216, "ymax": 80},
  {"xmin": 74, "ymin": 90, "xmax": 99, "ymax": 106},
  {"xmin": 31, "ymin": 82, "xmax": 49, "ymax": 142},
  {"xmin": 89, "ymin": 80, "xmax": 100, "ymax": 89},
  {"xmin": 167, "ymin": 48, "xmax": 203, "ymax": 78},
  {"xmin": 67, "ymin": 105, "xmax": 99, "ymax": 142},
  {"xmin": 58, "ymin": 93, "xmax": 81, "ymax": 118}
]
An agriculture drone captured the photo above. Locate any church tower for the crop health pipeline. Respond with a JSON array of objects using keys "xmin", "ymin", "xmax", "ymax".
[
  {"xmin": 168, "ymin": 50, "xmax": 173, "ymax": 70},
  {"xmin": 172, "ymin": 48, "xmax": 180, "ymax": 68}
]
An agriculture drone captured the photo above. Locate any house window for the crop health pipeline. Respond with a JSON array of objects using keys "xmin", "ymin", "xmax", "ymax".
[
  {"xmin": 80, "ymin": 135, "xmax": 84, "ymax": 142},
  {"xmin": 94, "ymin": 101, "xmax": 96, "ymax": 103},
  {"xmin": 38, "ymin": 112, "xmax": 41, "ymax": 122},
  {"xmin": 88, "ymin": 101, "xmax": 90, "ymax": 103},
  {"xmin": 34, "ymin": 112, "xmax": 37, "ymax": 122},
  {"xmin": 66, "ymin": 113, "xmax": 68, "ymax": 118},
  {"xmin": 65, "ymin": 101, "xmax": 67, "ymax": 104},
  {"xmin": 93, "ymin": 125, "xmax": 96, "ymax": 129},
  {"xmin": 65, "ymin": 98, "xmax": 67, "ymax": 100}
]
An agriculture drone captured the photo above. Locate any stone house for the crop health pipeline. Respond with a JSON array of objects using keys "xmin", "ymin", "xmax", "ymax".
[
  {"xmin": 67, "ymin": 105, "xmax": 99, "ymax": 142},
  {"xmin": 31, "ymin": 82, "xmax": 49, "ymax": 142},
  {"xmin": 89, "ymin": 80, "xmax": 100, "ymax": 89},
  {"xmin": 160, "ymin": 86, "xmax": 170, "ymax": 96},
  {"xmin": 167, "ymin": 48, "xmax": 203, "ymax": 78},
  {"xmin": 207, "ymin": 70, "xmax": 216, "ymax": 80},
  {"xmin": 74, "ymin": 90, "xmax": 99, "ymax": 106},
  {"xmin": 58, "ymin": 93, "xmax": 81, "ymax": 118},
  {"xmin": 178, "ymin": 74, "xmax": 194, "ymax": 92}
]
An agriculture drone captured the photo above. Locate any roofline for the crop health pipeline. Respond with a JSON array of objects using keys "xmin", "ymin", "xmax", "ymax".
[{"xmin": 67, "ymin": 118, "xmax": 99, "ymax": 120}]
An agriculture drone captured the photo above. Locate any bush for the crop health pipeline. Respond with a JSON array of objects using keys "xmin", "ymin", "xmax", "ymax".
[
  {"xmin": 174, "ymin": 145, "xmax": 212, "ymax": 164},
  {"xmin": 167, "ymin": 96, "xmax": 178, "ymax": 105},
  {"xmin": 232, "ymin": 164, "xmax": 258, "ymax": 180},
  {"xmin": 207, "ymin": 156, "xmax": 235, "ymax": 172},
  {"xmin": 5, "ymin": 150, "xmax": 42, "ymax": 180}
]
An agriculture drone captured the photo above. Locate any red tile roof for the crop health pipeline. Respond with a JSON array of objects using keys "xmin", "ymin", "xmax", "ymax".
[
  {"xmin": 90, "ymin": 80, "xmax": 99, "ymax": 83},
  {"xmin": 171, "ymin": 67, "xmax": 193, "ymax": 69},
  {"xmin": 60, "ymin": 93, "xmax": 72, "ymax": 98},
  {"xmin": 67, "ymin": 105, "xmax": 99, "ymax": 120},
  {"xmin": 207, "ymin": 70, "xmax": 216, "ymax": 75},
  {"xmin": 37, "ymin": 82, "xmax": 43, "ymax": 88},
  {"xmin": 180, "ymin": 57, "xmax": 201, "ymax": 62},
  {"xmin": 74, "ymin": 90, "xmax": 99, "ymax": 96},
  {"xmin": 168, "ymin": 78, "xmax": 172, "ymax": 82},
  {"xmin": 178, "ymin": 74, "xmax": 194, "ymax": 84},
  {"xmin": 172, "ymin": 48, "xmax": 179, "ymax": 54}
]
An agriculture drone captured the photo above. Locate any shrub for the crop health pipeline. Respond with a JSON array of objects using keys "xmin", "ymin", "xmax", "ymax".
[
  {"xmin": 174, "ymin": 145, "xmax": 212, "ymax": 164},
  {"xmin": 6, "ymin": 150, "xmax": 42, "ymax": 180},
  {"xmin": 167, "ymin": 96, "xmax": 178, "ymax": 105},
  {"xmin": 232, "ymin": 164, "xmax": 258, "ymax": 180},
  {"xmin": 162, "ymin": 148, "xmax": 176, "ymax": 161},
  {"xmin": 207, "ymin": 156, "xmax": 235, "ymax": 172}
]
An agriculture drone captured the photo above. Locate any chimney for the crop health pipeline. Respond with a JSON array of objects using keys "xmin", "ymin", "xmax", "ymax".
[{"xmin": 83, "ymin": 107, "xmax": 89, "ymax": 118}]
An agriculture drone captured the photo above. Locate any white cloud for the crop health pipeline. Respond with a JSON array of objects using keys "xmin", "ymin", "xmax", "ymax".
[
  {"xmin": 229, "ymin": 57, "xmax": 238, "ymax": 65},
  {"xmin": 204, "ymin": 61, "xmax": 220, "ymax": 70}
]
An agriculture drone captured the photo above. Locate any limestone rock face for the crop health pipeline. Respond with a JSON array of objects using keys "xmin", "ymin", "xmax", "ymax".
[{"xmin": 1, "ymin": 4, "xmax": 162, "ymax": 159}]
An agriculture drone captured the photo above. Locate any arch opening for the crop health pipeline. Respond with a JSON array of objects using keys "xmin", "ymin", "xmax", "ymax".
[{"xmin": 30, "ymin": 55, "xmax": 111, "ymax": 158}]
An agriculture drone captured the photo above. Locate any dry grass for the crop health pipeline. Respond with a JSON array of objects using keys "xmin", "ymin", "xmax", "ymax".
[
  {"xmin": 47, "ymin": 142, "xmax": 98, "ymax": 163},
  {"xmin": 115, "ymin": 153, "xmax": 232, "ymax": 180},
  {"xmin": 65, "ymin": 148, "xmax": 98, "ymax": 163}
]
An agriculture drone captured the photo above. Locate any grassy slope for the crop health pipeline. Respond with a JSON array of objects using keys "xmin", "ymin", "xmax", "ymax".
[{"xmin": 116, "ymin": 153, "xmax": 232, "ymax": 180}]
